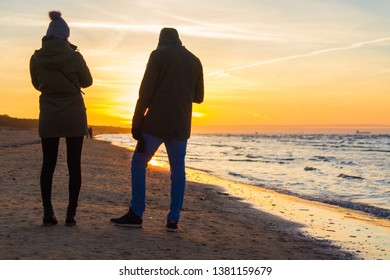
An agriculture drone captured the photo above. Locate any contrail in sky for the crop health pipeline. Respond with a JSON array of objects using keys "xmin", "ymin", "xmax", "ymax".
[{"xmin": 207, "ymin": 37, "xmax": 390, "ymax": 78}]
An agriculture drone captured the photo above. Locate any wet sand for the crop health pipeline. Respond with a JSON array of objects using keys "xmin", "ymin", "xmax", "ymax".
[
  {"xmin": 0, "ymin": 130, "xmax": 388, "ymax": 259},
  {"xmin": 186, "ymin": 170, "xmax": 390, "ymax": 259}
]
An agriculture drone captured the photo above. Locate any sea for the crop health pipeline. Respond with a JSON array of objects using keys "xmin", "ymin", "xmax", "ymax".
[{"xmin": 96, "ymin": 133, "xmax": 390, "ymax": 220}]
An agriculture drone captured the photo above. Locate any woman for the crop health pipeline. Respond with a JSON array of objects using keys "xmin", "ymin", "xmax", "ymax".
[{"xmin": 30, "ymin": 11, "xmax": 93, "ymax": 226}]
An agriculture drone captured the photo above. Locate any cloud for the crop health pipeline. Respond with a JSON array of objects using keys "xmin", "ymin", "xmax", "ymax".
[
  {"xmin": 207, "ymin": 36, "xmax": 390, "ymax": 78},
  {"xmin": 71, "ymin": 20, "xmax": 282, "ymax": 42},
  {"xmin": 0, "ymin": 12, "xmax": 276, "ymax": 42},
  {"xmin": 0, "ymin": 13, "xmax": 46, "ymax": 27},
  {"xmin": 71, "ymin": 21, "xmax": 161, "ymax": 33}
]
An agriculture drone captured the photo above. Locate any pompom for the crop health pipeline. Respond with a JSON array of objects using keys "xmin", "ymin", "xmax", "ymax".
[{"xmin": 48, "ymin": 11, "xmax": 62, "ymax": 21}]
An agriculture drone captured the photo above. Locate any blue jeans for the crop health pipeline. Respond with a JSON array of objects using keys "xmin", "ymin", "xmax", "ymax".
[{"xmin": 130, "ymin": 133, "xmax": 187, "ymax": 222}]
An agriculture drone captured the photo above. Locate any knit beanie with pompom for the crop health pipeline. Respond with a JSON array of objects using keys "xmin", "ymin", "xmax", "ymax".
[{"xmin": 46, "ymin": 11, "xmax": 70, "ymax": 40}]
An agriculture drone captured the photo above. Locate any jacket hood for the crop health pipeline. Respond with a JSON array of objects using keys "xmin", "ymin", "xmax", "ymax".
[
  {"xmin": 157, "ymin": 28, "xmax": 182, "ymax": 48},
  {"xmin": 32, "ymin": 38, "xmax": 75, "ymax": 70}
]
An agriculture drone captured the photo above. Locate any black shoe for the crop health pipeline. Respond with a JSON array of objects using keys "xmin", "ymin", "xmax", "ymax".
[
  {"xmin": 166, "ymin": 220, "xmax": 178, "ymax": 232},
  {"xmin": 65, "ymin": 216, "xmax": 77, "ymax": 226},
  {"xmin": 110, "ymin": 208, "xmax": 142, "ymax": 228},
  {"xmin": 43, "ymin": 207, "xmax": 58, "ymax": 226},
  {"xmin": 65, "ymin": 207, "xmax": 77, "ymax": 226}
]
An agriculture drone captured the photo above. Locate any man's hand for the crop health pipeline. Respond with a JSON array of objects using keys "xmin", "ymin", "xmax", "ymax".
[{"xmin": 131, "ymin": 126, "xmax": 142, "ymax": 141}]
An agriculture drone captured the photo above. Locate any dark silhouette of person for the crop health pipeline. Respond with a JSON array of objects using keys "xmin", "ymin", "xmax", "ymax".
[
  {"xmin": 88, "ymin": 126, "xmax": 93, "ymax": 139},
  {"xmin": 111, "ymin": 27, "xmax": 204, "ymax": 232},
  {"xmin": 30, "ymin": 11, "xmax": 93, "ymax": 226}
]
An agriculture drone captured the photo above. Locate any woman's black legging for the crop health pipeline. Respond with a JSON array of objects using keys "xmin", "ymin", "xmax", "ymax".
[{"xmin": 40, "ymin": 137, "xmax": 84, "ymax": 209}]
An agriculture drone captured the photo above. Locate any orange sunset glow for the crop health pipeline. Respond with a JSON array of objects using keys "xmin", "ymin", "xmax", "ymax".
[{"xmin": 1, "ymin": 0, "xmax": 389, "ymax": 133}]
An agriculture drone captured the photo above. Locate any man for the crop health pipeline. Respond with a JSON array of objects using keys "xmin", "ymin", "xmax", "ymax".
[{"xmin": 110, "ymin": 28, "xmax": 204, "ymax": 232}]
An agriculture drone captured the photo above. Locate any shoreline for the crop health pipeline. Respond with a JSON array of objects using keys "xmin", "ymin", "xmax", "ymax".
[
  {"xmin": 97, "ymin": 134, "xmax": 390, "ymax": 260},
  {"xmin": 185, "ymin": 169, "xmax": 390, "ymax": 260},
  {"xmin": 96, "ymin": 133, "xmax": 390, "ymax": 221},
  {"xmin": 0, "ymin": 130, "xmax": 387, "ymax": 259}
]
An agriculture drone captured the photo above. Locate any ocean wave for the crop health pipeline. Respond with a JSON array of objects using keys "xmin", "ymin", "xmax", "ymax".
[
  {"xmin": 210, "ymin": 144, "xmax": 232, "ymax": 148},
  {"xmin": 228, "ymin": 172, "xmax": 247, "ymax": 179},
  {"xmin": 320, "ymin": 199, "xmax": 390, "ymax": 219},
  {"xmin": 365, "ymin": 149, "xmax": 390, "ymax": 153},
  {"xmin": 228, "ymin": 172, "xmax": 261, "ymax": 183},
  {"xmin": 310, "ymin": 156, "xmax": 336, "ymax": 162},
  {"xmin": 228, "ymin": 159, "xmax": 262, "ymax": 163},
  {"xmin": 258, "ymin": 185, "xmax": 390, "ymax": 220},
  {"xmin": 245, "ymin": 154, "xmax": 264, "ymax": 159},
  {"xmin": 99, "ymin": 133, "xmax": 390, "ymax": 220},
  {"xmin": 276, "ymin": 157, "xmax": 296, "ymax": 161},
  {"xmin": 337, "ymin": 173, "xmax": 365, "ymax": 180},
  {"xmin": 339, "ymin": 161, "xmax": 357, "ymax": 166}
]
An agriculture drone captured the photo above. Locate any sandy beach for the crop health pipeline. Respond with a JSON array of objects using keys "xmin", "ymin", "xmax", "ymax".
[{"xmin": 1, "ymin": 130, "xmax": 389, "ymax": 260}]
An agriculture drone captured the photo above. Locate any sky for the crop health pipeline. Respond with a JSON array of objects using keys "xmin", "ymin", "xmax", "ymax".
[{"xmin": 0, "ymin": 0, "xmax": 389, "ymax": 133}]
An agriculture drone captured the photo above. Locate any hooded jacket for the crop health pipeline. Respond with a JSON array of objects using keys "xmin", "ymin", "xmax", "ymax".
[
  {"xmin": 132, "ymin": 28, "xmax": 204, "ymax": 140},
  {"xmin": 30, "ymin": 38, "xmax": 92, "ymax": 137}
]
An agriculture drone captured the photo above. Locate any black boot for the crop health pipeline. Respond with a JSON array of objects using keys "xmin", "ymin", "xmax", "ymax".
[
  {"xmin": 43, "ymin": 206, "xmax": 58, "ymax": 226},
  {"xmin": 65, "ymin": 206, "xmax": 77, "ymax": 226}
]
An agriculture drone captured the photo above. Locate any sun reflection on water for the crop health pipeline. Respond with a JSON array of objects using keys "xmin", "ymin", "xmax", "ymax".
[{"xmin": 148, "ymin": 157, "xmax": 162, "ymax": 167}]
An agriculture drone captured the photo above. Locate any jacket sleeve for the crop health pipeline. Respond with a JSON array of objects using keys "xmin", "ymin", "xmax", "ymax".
[
  {"xmin": 75, "ymin": 52, "xmax": 93, "ymax": 88},
  {"xmin": 29, "ymin": 55, "xmax": 40, "ymax": 91},
  {"xmin": 193, "ymin": 60, "xmax": 204, "ymax": 104},
  {"xmin": 132, "ymin": 51, "xmax": 160, "ymax": 129}
]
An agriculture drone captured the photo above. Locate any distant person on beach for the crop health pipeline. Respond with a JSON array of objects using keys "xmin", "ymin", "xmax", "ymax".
[
  {"xmin": 88, "ymin": 126, "xmax": 93, "ymax": 139},
  {"xmin": 111, "ymin": 28, "xmax": 204, "ymax": 232},
  {"xmin": 30, "ymin": 11, "xmax": 93, "ymax": 226}
]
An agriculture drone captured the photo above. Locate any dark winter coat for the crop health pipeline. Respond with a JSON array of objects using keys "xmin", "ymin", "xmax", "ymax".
[
  {"xmin": 132, "ymin": 28, "xmax": 204, "ymax": 140},
  {"xmin": 30, "ymin": 38, "xmax": 92, "ymax": 137}
]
